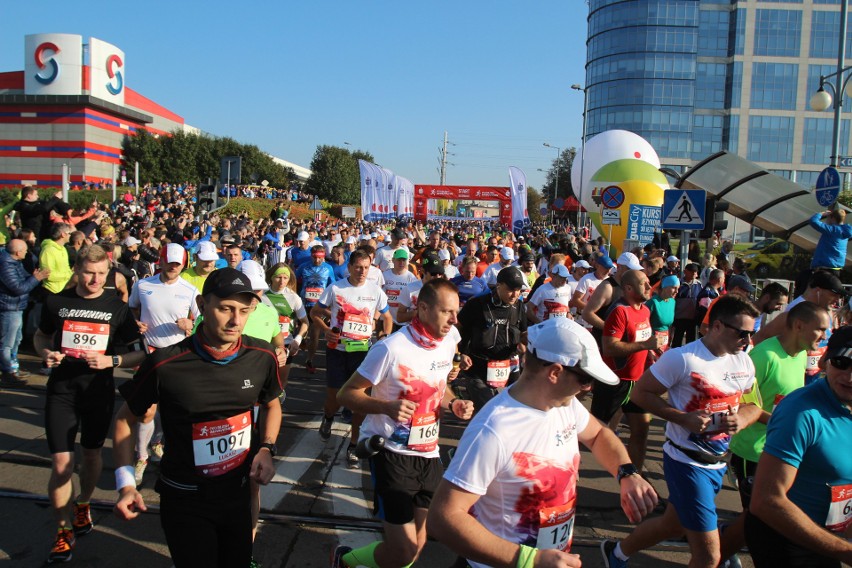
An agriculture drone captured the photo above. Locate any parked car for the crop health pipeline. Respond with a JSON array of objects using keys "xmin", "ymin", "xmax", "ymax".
[{"xmin": 741, "ymin": 238, "xmax": 810, "ymax": 278}]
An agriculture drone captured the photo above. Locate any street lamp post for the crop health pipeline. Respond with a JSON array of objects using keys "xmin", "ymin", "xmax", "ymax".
[
  {"xmin": 543, "ymin": 142, "xmax": 560, "ymax": 225},
  {"xmin": 810, "ymin": 0, "xmax": 850, "ymax": 172},
  {"xmin": 571, "ymin": 84, "xmax": 587, "ymax": 230}
]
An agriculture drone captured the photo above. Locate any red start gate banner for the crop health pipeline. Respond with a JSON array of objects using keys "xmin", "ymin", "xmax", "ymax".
[{"xmin": 413, "ymin": 185, "xmax": 512, "ymax": 226}]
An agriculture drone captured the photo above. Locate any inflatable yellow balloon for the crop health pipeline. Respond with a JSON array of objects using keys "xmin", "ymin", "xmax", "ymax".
[{"xmin": 588, "ymin": 159, "xmax": 667, "ymax": 258}]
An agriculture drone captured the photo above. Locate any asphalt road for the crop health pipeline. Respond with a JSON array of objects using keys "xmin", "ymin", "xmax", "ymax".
[{"xmin": 0, "ymin": 347, "xmax": 756, "ymax": 568}]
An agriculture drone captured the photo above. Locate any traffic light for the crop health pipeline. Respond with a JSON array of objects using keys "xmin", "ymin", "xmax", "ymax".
[{"xmin": 698, "ymin": 199, "xmax": 729, "ymax": 238}]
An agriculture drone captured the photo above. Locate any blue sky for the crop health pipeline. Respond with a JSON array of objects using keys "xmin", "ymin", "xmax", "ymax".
[{"xmin": 2, "ymin": 1, "xmax": 588, "ymax": 190}]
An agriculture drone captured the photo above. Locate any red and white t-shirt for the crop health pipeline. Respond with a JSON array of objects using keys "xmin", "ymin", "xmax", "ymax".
[
  {"xmin": 603, "ymin": 301, "xmax": 653, "ymax": 381},
  {"xmin": 357, "ymin": 325, "xmax": 461, "ymax": 458},
  {"xmin": 382, "ymin": 269, "xmax": 419, "ymax": 325},
  {"xmin": 317, "ymin": 279, "xmax": 388, "ymax": 352},
  {"xmin": 652, "ymin": 340, "xmax": 755, "ymax": 469},
  {"xmin": 443, "ymin": 388, "xmax": 589, "ymax": 565},
  {"xmin": 528, "ymin": 282, "xmax": 572, "ymax": 321}
]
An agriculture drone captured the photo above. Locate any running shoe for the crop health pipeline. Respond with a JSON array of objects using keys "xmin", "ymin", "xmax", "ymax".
[
  {"xmin": 319, "ymin": 415, "xmax": 333, "ymax": 441},
  {"xmin": 0, "ymin": 372, "xmax": 27, "ymax": 388},
  {"xmin": 306, "ymin": 360, "xmax": 317, "ymax": 374},
  {"xmin": 330, "ymin": 545, "xmax": 352, "ymax": 568},
  {"xmin": 14, "ymin": 367, "xmax": 31, "ymax": 378},
  {"xmin": 47, "ymin": 527, "xmax": 75, "ymax": 563},
  {"xmin": 721, "ymin": 554, "xmax": 742, "ymax": 568},
  {"xmin": 72, "ymin": 502, "xmax": 93, "ymax": 536},
  {"xmin": 601, "ymin": 539, "xmax": 628, "ymax": 568},
  {"xmin": 134, "ymin": 459, "xmax": 148, "ymax": 485},
  {"xmin": 346, "ymin": 444, "xmax": 359, "ymax": 469},
  {"xmin": 149, "ymin": 442, "xmax": 165, "ymax": 463}
]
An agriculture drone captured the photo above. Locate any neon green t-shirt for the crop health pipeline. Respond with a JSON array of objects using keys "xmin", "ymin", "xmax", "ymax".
[
  {"xmin": 240, "ymin": 301, "xmax": 281, "ymax": 344},
  {"xmin": 180, "ymin": 266, "xmax": 209, "ymax": 292},
  {"xmin": 729, "ymin": 336, "xmax": 807, "ymax": 462}
]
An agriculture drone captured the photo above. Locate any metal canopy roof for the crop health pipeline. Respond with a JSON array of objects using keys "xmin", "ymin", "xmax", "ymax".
[{"xmin": 675, "ymin": 151, "xmax": 852, "ymax": 267}]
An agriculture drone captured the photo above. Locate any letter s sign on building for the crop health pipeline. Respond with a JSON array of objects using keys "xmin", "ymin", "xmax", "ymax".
[
  {"xmin": 24, "ymin": 33, "xmax": 84, "ymax": 95},
  {"xmin": 89, "ymin": 37, "xmax": 125, "ymax": 105}
]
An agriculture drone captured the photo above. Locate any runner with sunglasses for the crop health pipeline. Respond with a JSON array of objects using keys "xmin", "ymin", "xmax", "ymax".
[
  {"xmin": 745, "ymin": 325, "xmax": 852, "ymax": 567},
  {"xmin": 601, "ymin": 295, "xmax": 762, "ymax": 568},
  {"xmin": 428, "ymin": 318, "xmax": 657, "ymax": 568}
]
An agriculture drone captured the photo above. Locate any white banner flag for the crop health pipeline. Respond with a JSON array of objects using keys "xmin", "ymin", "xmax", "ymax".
[{"xmin": 509, "ymin": 166, "xmax": 530, "ymax": 233}]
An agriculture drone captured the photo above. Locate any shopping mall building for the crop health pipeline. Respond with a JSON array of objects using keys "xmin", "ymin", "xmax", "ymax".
[{"xmin": 0, "ymin": 33, "xmax": 309, "ymax": 188}]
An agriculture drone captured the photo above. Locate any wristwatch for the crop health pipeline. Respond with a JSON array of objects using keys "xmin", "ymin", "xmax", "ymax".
[
  {"xmin": 112, "ymin": 355, "xmax": 121, "ymax": 368},
  {"xmin": 259, "ymin": 442, "xmax": 277, "ymax": 457},
  {"xmin": 617, "ymin": 463, "xmax": 640, "ymax": 483}
]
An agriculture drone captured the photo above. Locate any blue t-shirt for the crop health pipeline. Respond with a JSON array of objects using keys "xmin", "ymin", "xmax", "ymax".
[
  {"xmin": 297, "ymin": 262, "xmax": 336, "ymax": 307},
  {"xmin": 451, "ymin": 275, "xmax": 489, "ymax": 307},
  {"xmin": 331, "ymin": 262, "xmax": 348, "ymax": 281},
  {"xmin": 289, "ymin": 247, "xmax": 313, "ymax": 270},
  {"xmin": 763, "ymin": 378, "xmax": 852, "ymax": 527}
]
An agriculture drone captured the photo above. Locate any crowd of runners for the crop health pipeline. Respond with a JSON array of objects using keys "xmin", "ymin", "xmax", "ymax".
[{"xmin": 0, "ymin": 182, "xmax": 851, "ymax": 567}]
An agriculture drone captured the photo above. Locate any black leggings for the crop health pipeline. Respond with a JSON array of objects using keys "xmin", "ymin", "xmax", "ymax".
[
  {"xmin": 158, "ymin": 479, "xmax": 252, "ymax": 567},
  {"xmin": 744, "ymin": 511, "xmax": 841, "ymax": 568}
]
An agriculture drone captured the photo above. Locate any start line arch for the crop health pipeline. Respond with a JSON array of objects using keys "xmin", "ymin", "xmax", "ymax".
[{"xmin": 413, "ymin": 185, "xmax": 512, "ymax": 226}]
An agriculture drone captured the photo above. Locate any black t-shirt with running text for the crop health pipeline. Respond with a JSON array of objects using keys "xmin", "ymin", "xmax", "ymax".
[
  {"xmin": 118, "ymin": 335, "xmax": 282, "ymax": 486},
  {"xmin": 39, "ymin": 288, "xmax": 143, "ymax": 383}
]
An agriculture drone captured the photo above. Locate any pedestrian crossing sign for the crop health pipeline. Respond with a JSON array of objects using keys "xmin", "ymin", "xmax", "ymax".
[{"xmin": 662, "ymin": 189, "xmax": 706, "ymax": 230}]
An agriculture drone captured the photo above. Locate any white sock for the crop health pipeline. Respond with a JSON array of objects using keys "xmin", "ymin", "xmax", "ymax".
[
  {"xmin": 136, "ymin": 421, "xmax": 155, "ymax": 461},
  {"xmin": 614, "ymin": 542, "xmax": 629, "ymax": 561}
]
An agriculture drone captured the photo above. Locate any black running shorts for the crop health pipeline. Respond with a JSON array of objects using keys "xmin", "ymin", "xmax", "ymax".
[
  {"xmin": 369, "ymin": 450, "xmax": 443, "ymax": 525},
  {"xmin": 45, "ymin": 374, "xmax": 115, "ymax": 453}
]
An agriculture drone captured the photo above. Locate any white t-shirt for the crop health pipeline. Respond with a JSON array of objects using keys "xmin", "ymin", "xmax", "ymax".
[
  {"xmin": 573, "ymin": 272, "xmax": 605, "ymax": 327},
  {"xmin": 129, "ymin": 275, "xmax": 200, "ymax": 348},
  {"xmin": 397, "ymin": 280, "xmax": 424, "ymax": 316},
  {"xmin": 358, "ymin": 325, "xmax": 461, "ymax": 458},
  {"xmin": 651, "ymin": 340, "xmax": 755, "ymax": 469},
  {"xmin": 483, "ymin": 262, "xmax": 513, "ymax": 288},
  {"xmin": 317, "ymin": 279, "xmax": 388, "ymax": 352},
  {"xmin": 375, "ymin": 245, "xmax": 410, "ymax": 272},
  {"xmin": 443, "ymin": 264, "xmax": 460, "ymax": 279},
  {"xmin": 528, "ymin": 282, "xmax": 573, "ymax": 321},
  {"xmin": 382, "ymin": 269, "xmax": 419, "ymax": 324},
  {"xmin": 444, "ymin": 388, "xmax": 589, "ymax": 563}
]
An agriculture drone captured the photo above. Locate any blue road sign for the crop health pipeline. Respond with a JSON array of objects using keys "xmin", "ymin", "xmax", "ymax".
[
  {"xmin": 662, "ymin": 189, "xmax": 706, "ymax": 230},
  {"xmin": 601, "ymin": 186, "xmax": 625, "ymax": 209},
  {"xmin": 815, "ymin": 166, "xmax": 841, "ymax": 208}
]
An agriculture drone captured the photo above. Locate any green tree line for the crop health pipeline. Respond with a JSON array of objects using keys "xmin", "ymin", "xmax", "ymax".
[{"xmin": 122, "ymin": 129, "xmax": 296, "ymax": 188}]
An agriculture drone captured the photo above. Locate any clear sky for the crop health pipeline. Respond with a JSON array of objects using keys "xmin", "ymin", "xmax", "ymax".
[{"xmin": 1, "ymin": 1, "xmax": 588, "ymax": 191}]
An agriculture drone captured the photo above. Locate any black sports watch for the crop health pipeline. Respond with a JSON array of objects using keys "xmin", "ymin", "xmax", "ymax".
[
  {"xmin": 617, "ymin": 463, "xmax": 640, "ymax": 483},
  {"xmin": 259, "ymin": 443, "xmax": 277, "ymax": 457},
  {"xmin": 112, "ymin": 355, "xmax": 121, "ymax": 368}
]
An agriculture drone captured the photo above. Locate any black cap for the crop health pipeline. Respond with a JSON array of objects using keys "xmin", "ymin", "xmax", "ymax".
[
  {"xmin": 202, "ymin": 268, "xmax": 261, "ymax": 301},
  {"xmin": 421, "ymin": 251, "xmax": 444, "ymax": 275},
  {"xmin": 727, "ymin": 274, "xmax": 755, "ymax": 293},
  {"xmin": 391, "ymin": 228, "xmax": 406, "ymax": 240},
  {"xmin": 826, "ymin": 325, "xmax": 852, "ymax": 359},
  {"xmin": 496, "ymin": 266, "xmax": 526, "ymax": 290},
  {"xmin": 810, "ymin": 271, "xmax": 846, "ymax": 296},
  {"xmin": 519, "ymin": 252, "xmax": 535, "ymax": 263}
]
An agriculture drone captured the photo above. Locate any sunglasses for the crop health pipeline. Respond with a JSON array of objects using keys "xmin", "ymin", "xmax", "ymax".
[
  {"xmin": 719, "ymin": 320, "xmax": 754, "ymax": 341},
  {"xmin": 829, "ymin": 356, "xmax": 852, "ymax": 371},
  {"xmin": 566, "ymin": 368, "xmax": 596, "ymax": 386}
]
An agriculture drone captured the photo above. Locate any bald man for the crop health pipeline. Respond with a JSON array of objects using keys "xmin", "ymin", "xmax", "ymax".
[{"xmin": 0, "ymin": 239, "xmax": 50, "ymax": 386}]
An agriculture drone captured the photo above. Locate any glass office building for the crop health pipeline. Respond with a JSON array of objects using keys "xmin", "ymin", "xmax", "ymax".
[{"xmin": 586, "ymin": 0, "xmax": 851, "ymax": 189}]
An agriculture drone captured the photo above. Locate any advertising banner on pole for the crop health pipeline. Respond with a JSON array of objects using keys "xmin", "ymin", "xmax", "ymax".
[{"xmin": 508, "ymin": 166, "xmax": 530, "ymax": 233}]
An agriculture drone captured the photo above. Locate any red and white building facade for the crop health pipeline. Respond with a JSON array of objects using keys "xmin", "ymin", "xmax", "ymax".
[{"xmin": 0, "ymin": 33, "xmax": 190, "ymax": 188}]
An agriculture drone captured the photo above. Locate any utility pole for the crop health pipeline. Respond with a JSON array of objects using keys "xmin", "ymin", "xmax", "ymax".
[{"xmin": 440, "ymin": 131, "xmax": 449, "ymax": 185}]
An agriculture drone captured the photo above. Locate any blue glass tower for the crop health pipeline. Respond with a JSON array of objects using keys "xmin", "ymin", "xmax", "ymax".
[{"xmin": 586, "ymin": 0, "xmax": 851, "ymax": 188}]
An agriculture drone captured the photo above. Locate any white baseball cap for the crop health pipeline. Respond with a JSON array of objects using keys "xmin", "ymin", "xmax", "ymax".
[
  {"xmin": 162, "ymin": 243, "xmax": 187, "ymax": 265},
  {"xmin": 122, "ymin": 236, "xmax": 141, "ymax": 247},
  {"xmin": 574, "ymin": 260, "xmax": 591, "ymax": 269},
  {"xmin": 296, "ymin": 231, "xmax": 309, "ymax": 242},
  {"xmin": 500, "ymin": 247, "xmax": 515, "ymax": 261},
  {"xmin": 666, "ymin": 255, "xmax": 679, "ymax": 263},
  {"xmin": 617, "ymin": 252, "xmax": 643, "ymax": 271},
  {"xmin": 438, "ymin": 249, "xmax": 451, "ymax": 261},
  {"xmin": 238, "ymin": 259, "xmax": 269, "ymax": 291},
  {"xmin": 527, "ymin": 318, "xmax": 619, "ymax": 385},
  {"xmin": 196, "ymin": 241, "xmax": 218, "ymax": 262},
  {"xmin": 345, "ymin": 236, "xmax": 357, "ymax": 244}
]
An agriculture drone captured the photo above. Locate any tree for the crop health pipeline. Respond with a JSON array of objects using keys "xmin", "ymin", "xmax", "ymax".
[
  {"xmin": 540, "ymin": 147, "xmax": 577, "ymax": 204},
  {"xmin": 121, "ymin": 128, "xmax": 162, "ymax": 185},
  {"xmin": 305, "ymin": 145, "xmax": 375, "ymax": 204},
  {"xmin": 527, "ymin": 186, "xmax": 545, "ymax": 223}
]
